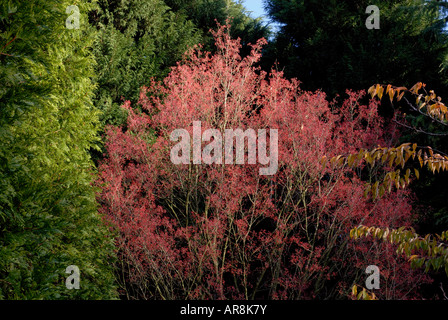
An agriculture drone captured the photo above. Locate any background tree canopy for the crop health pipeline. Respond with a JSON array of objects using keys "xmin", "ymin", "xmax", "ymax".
[
  {"xmin": 263, "ymin": 0, "xmax": 448, "ymax": 98},
  {"xmin": 1, "ymin": 0, "xmax": 448, "ymax": 301},
  {"xmin": 90, "ymin": 0, "xmax": 270, "ymax": 128}
]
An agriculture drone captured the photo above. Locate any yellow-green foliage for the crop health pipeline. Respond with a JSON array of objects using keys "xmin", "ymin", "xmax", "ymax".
[
  {"xmin": 351, "ymin": 225, "xmax": 448, "ymax": 276},
  {"xmin": 0, "ymin": 0, "xmax": 118, "ymax": 299}
]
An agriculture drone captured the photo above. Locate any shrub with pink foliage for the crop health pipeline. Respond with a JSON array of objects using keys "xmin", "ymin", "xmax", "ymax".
[{"xmin": 96, "ymin": 24, "xmax": 431, "ymax": 300}]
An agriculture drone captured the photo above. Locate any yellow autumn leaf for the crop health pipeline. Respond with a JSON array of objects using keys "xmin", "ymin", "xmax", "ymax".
[
  {"xmin": 377, "ymin": 86, "xmax": 384, "ymax": 100},
  {"xmin": 388, "ymin": 87, "xmax": 394, "ymax": 102},
  {"xmin": 409, "ymin": 255, "xmax": 419, "ymax": 261},
  {"xmin": 351, "ymin": 285, "xmax": 358, "ymax": 297},
  {"xmin": 368, "ymin": 85, "xmax": 376, "ymax": 97}
]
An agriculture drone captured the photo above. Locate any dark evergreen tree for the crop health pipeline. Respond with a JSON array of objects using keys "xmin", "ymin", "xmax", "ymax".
[
  {"xmin": 164, "ymin": 0, "xmax": 269, "ymax": 50},
  {"xmin": 264, "ymin": 0, "xmax": 448, "ymax": 98}
]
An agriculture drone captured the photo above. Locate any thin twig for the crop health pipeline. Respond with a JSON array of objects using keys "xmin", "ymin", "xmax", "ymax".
[
  {"xmin": 403, "ymin": 96, "xmax": 448, "ymax": 127},
  {"xmin": 392, "ymin": 118, "xmax": 448, "ymax": 137},
  {"xmin": 440, "ymin": 282, "xmax": 448, "ymax": 300},
  {"xmin": 1, "ymin": 35, "xmax": 17, "ymax": 51}
]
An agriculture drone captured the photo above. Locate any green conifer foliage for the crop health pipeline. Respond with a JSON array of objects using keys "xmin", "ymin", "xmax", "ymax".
[
  {"xmin": 164, "ymin": 0, "xmax": 269, "ymax": 50},
  {"xmin": 0, "ymin": 0, "xmax": 118, "ymax": 299},
  {"xmin": 89, "ymin": 0, "xmax": 270, "ymax": 128},
  {"xmin": 89, "ymin": 0, "xmax": 202, "ymax": 127}
]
